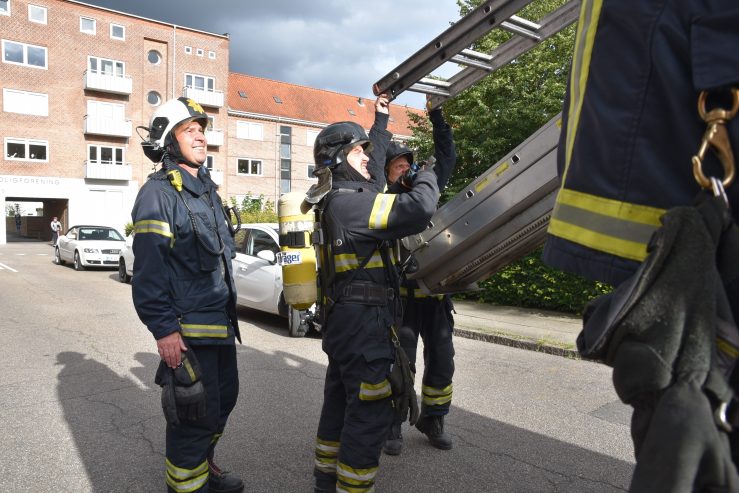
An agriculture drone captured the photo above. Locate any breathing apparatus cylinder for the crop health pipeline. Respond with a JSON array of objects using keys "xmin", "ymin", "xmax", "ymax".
[{"xmin": 277, "ymin": 192, "xmax": 316, "ymax": 310}]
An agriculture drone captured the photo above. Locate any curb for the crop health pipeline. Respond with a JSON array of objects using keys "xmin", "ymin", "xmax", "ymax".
[{"xmin": 452, "ymin": 327, "xmax": 581, "ymax": 359}]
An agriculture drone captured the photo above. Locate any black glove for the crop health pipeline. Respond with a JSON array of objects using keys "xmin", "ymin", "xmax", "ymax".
[
  {"xmin": 388, "ymin": 327, "xmax": 420, "ymax": 425},
  {"xmin": 154, "ymin": 348, "xmax": 207, "ymax": 426}
]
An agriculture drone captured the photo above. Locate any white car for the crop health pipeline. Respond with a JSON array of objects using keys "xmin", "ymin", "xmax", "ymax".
[
  {"xmin": 54, "ymin": 225, "xmax": 125, "ymax": 271},
  {"xmin": 232, "ymin": 223, "xmax": 314, "ymax": 337},
  {"xmin": 118, "ymin": 236, "xmax": 135, "ymax": 283},
  {"xmin": 117, "ymin": 223, "xmax": 314, "ymax": 337}
]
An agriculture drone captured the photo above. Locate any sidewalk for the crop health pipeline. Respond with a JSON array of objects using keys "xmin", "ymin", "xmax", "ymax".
[{"xmin": 451, "ymin": 299, "xmax": 583, "ymax": 358}]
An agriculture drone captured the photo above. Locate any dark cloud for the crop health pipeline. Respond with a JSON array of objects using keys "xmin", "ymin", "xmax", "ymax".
[{"xmin": 80, "ymin": 0, "xmax": 462, "ymax": 108}]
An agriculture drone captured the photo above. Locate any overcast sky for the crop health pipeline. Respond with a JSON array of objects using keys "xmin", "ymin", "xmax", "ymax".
[{"xmin": 79, "ymin": 0, "xmax": 464, "ymax": 109}]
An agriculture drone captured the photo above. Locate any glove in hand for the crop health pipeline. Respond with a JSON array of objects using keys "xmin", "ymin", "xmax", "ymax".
[{"xmin": 154, "ymin": 348, "xmax": 207, "ymax": 426}]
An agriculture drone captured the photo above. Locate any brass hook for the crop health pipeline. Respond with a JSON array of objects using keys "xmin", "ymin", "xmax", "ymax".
[{"xmin": 691, "ymin": 88, "xmax": 739, "ymax": 189}]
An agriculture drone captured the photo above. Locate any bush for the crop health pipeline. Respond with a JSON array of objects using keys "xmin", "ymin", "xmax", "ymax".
[
  {"xmin": 455, "ymin": 247, "xmax": 612, "ymax": 314},
  {"xmin": 124, "ymin": 222, "xmax": 134, "ymax": 236},
  {"xmin": 229, "ymin": 194, "xmax": 278, "ymax": 224}
]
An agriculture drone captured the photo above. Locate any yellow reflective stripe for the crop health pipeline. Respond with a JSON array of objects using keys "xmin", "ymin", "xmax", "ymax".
[
  {"xmin": 717, "ymin": 337, "xmax": 739, "ymax": 360},
  {"xmin": 134, "ymin": 219, "xmax": 175, "ymax": 247},
  {"xmin": 165, "ymin": 458, "xmax": 208, "ymax": 493},
  {"xmin": 334, "ymin": 251, "xmax": 388, "ymax": 273},
  {"xmin": 359, "ymin": 379, "xmax": 391, "ymax": 401},
  {"xmin": 316, "ymin": 437, "xmax": 340, "ymax": 454},
  {"xmin": 337, "ymin": 461, "xmax": 378, "ymax": 485},
  {"xmin": 563, "ymin": 0, "xmax": 604, "ymax": 183},
  {"xmin": 368, "ymin": 194, "xmax": 396, "ymax": 230},
  {"xmin": 422, "ymin": 383, "xmax": 453, "ymax": 406},
  {"xmin": 180, "ymin": 324, "xmax": 229, "ymax": 338},
  {"xmin": 548, "ymin": 188, "xmax": 665, "ymax": 261},
  {"xmin": 314, "ymin": 437, "xmax": 339, "ymax": 474},
  {"xmin": 399, "ymin": 287, "xmax": 443, "ymax": 300},
  {"xmin": 211, "ymin": 432, "xmax": 222, "ymax": 445},
  {"xmin": 183, "ymin": 358, "xmax": 196, "ymax": 381}
]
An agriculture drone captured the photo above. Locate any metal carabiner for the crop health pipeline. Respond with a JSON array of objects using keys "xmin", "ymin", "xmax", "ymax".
[{"xmin": 691, "ymin": 88, "xmax": 739, "ymax": 190}]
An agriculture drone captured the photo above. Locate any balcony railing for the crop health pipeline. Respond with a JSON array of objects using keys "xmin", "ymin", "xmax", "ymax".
[
  {"xmin": 205, "ymin": 128, "xmax": 224, "ymax": 147},
  {"xmin": 183, "ymin": 86, "xmax": 224, "ymax": 107},
  {"xmin": 209, "ymin": 168, "xmax": 224, "ymax": 185},
  {"xmin": 84, "ymin": 70, "xmax": 133, "ymax": 95},
  {"xmin": 84, "ymin": 116, "xmax": 132, "ymax": 137},
  {"xmin": 85, "ymin": 161, "xmax": 133, "ymax": 180}
]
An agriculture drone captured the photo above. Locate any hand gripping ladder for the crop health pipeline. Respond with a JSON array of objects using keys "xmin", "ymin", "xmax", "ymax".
[{"xmin": 372, "ymin": 0, "xmax": 580, "ymax": 294}]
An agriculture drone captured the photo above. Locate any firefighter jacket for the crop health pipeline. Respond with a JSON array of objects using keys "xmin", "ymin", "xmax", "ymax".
[
  {"xmin": 367, "ymin": 111, "xmax": 393, "ymax": 192},
  {"xmin": 320, "ymin": 169, "xmax": 440, "ymax": 356},
  {"xmin": 131, "ymin": 159, "xmax": 240, "ymax": 345},
  {"xmin": 542, "ymin": 0, "xmax": 739, "ymax": 286}
]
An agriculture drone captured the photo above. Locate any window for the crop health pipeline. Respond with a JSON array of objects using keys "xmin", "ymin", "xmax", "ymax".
[
  {"xmin": 3, "ymin": 89, "xmax": 48, "ymax": 116},
  {"xmin": 196, "ymin": 48, "xmax": 204, "ymax": 57},
  {"xmin": 235, "ymin": 121, "xmax": 263, "ymax": 140},
  {"xmin": 80, "ymin": 17, "xmax": 96, "ymax": 34},
  {"xmin": 110, "ymin": 24, "xmax": 125, "ymax": 40},
  {"xmin": 273, "ymin": 95, "xmax": 282, "ymax": 104},
  {"xmin": 206, "ymin": 116, "xmax": 214, "ymax": 131},
  {"xmin": 238, "ymin": 91, "xmax": 247, "ymax": 99},
  {"xmin": 347, "ymin": 109, "xmax": 356, "ymax": 116},
  {"xmin": 208, "ymin": 51, "xmax": 216, "ymax": 60},
  {"xmin": 185, "ymin": 73, "xmax": 215, "ymax": 92},
  {"xmin": 28, "ymin": 4, "xmax": 46, "ymax": 24},
  {"xmin": 3, "ymin": 40, "xmax": 47, "ymax": 69},
  {"xmin": 147, "ymin": 91, "xmax": 161, "ymax": 106},
  {"xmin": 5, "ymin": 138, "xmax": 48, "ymax": 161},
  {"xmin": 307, "ymin": 129, "xmax": 319, "ymax": 146},
  {"xmin": 88, "ymin": 56, "xmax": 124, "ymax": 77},
  {"xmin": 247, "ymin": 229, "xmax": 279, "ymax": 257},
  {"xmin": 280, "ymin": 126, "xmax": 291, "ymax": 193},
  {"xmin": 0, "ymin": 0, "xmax": 10, "ymax": 16},
  {"xmin": 308, "ymin": 165, "xmax": 316, "ymax": 178},
  {"xmin": 184, "ymin": 46, "xmax": 192, "ymax": 54},
  {"xmin": 147, "ymin": 50, "xmax": 162, "ymax": 65},
  {"xmin": 206, "ymin": 155, "xmax": 214, "ymax": 170},
  {"xmin": 88, "ymin": 144, "xmax": 124, "ymax": 165},
  {"xmin": 237, "ymin": 158, "xmax": 262, "ymax": 176}
]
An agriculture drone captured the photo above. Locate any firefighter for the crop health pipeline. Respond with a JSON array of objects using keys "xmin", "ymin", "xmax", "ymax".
[
  {"xmin": 131, "ymin": 97, "xmax": 243, "ymax": 493},
  {"xmin": 542, "ymin": 1, "xmax": 739, "ymax": 489},
  {"xmin": 310, "ymin": 118, "xmax": 440, "ymax": 492},
  {"xmin": 383, "ymin": 103, "xmax": 457, "ymax": 455}
]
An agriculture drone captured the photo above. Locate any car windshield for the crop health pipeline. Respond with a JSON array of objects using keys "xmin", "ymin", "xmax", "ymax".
[{"xmin": 78, "ymin": 228, "xmax": 124, "ymax": 241}]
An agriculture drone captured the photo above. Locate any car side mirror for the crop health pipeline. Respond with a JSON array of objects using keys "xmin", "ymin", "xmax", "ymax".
[
  {"xmin": 256, "ymin": 250, "xmax": 276, "ymax": 264},
  {"xmin": 67, "ymin": 233, "xmax": 76, "ymax": 240}
]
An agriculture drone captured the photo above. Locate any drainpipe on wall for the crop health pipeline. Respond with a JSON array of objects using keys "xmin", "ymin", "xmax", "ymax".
[{"xmin": 172, "ymin": 25, "xmax": 177, "ymax": 100}]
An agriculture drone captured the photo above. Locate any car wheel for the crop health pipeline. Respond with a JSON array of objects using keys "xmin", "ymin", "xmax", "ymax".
[
  {"xmin": 54, "ymin": 247, "xmax": 64, "ymax": 265},
  {"xmin": 73, "ymin": 251, "xmax": 84, "ymax": 271},
  {"xmin": 288, "ymin": 305, "xmax": 308, "ymax": 338},
  {"xmin": 118, "ymin": 258, "xmax": 131, "ymax": 283}
]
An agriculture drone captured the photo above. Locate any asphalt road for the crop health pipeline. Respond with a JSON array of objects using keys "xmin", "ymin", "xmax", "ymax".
[{"xmin": 0, "ymin": 241, "xmax": 634, "ymax": 492}]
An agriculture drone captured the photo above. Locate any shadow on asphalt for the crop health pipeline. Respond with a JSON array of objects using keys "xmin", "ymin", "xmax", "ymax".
[{"xmin": 55, "ymin": 344, "xmax": 633, "ymax": 492}]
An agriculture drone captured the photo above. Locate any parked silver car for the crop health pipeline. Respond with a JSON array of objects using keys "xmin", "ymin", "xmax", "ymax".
[
  {"xmin": 118, "ymin": 223, "xmax": 314, "ymax": 337},
  {"xmin": 54, "ymin": 225, "xmax": 125, "ymax": 271}
]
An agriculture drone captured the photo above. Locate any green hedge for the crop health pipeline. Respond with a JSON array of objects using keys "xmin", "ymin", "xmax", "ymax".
[{"xmin": 455, "ymin": 247, "xmax": 612, "ymax": 314}]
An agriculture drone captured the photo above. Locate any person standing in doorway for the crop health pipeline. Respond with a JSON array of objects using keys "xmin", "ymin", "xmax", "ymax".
[{"xmin": 50, "ymin": 216, "xmax": 62, "ymax": 245}]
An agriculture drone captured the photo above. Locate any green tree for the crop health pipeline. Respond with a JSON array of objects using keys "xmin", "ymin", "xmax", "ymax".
[{"xmin": 406, "ymin": 0, "xmax": 611, "ymax": 313}]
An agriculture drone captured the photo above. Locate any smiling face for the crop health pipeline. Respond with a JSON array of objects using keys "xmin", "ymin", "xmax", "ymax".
[
  {"xmin": 173, "ymin": 119, "xmax": 207, "ymax": 166},
  {"xmin": 346, "ymin": 144, "xmax": 370, "ymax": 180}
]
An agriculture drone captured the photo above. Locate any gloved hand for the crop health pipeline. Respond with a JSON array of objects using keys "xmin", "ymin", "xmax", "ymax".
[
  {"xmin": 394, "ymin": 157, "xmax": 437, "ymax": 191},
  {"xmin": 388, "ymin": 328, "xmax": 420, "ymax": 425},
  {"xmin": 154, "ymin": 348, "xmax": 207, "ymax": 426}
]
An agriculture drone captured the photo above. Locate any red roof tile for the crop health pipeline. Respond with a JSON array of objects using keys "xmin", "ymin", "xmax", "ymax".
[{"xmin": 228, "ymin": 72, "xmax": 423, "ymax": 137}]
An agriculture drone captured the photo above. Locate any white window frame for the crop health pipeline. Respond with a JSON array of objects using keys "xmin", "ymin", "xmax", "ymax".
[
  {"xmin": 208, "ymin": 51, "xmax": 216, "ymax": 60},
  {"xmin": 196, "ymin": 48, "xmax": 204, "ymax": 57},
  {"xmin": 236, "ymin": 121, "xmax": 263, "ymax": 141},
  {"xmin": 3, "ymin": 88, "xmax": 48, "ymax": 116},
  {"xmin": 206, "ymin": 116, "xmax": 215, "ymax": 131},
  {"xmin": 237, "ymin": 158, "xmax": 263, "ymax": 176},
  {"xmin": 184, "ymin": 73, "xmax": 216, "ymax": 93},
  {"xmin": 0, "ymin": 0, "xmax": 10, "ymax": 16},
  {"xmin": 5, "ymin": 137, "xmax": 49, "ymax": 162},
  {"xmin": 87, "ymin": 55, "xmax": 125, "ymax": 77},
  {"xmin": 110, "ymin": 23, "xmax": 125, "ymax": 40},
  {"xmin": 2, "ymin": 39, "xmax": 47, "ymax": 69},
  {"xmin": 80, "ymin": 17, "xmax": 96, "ymax": 35},
  {"xmin": 184, "ymin": 46, "xmax": 192, "ymax": 54},
  {"xmin": 28, "ymin": 4, "xmax": 46, "ymax": 24},
  {"xmin": 87, "ymin": 144, "xmax": 124, "ymax": 165}
]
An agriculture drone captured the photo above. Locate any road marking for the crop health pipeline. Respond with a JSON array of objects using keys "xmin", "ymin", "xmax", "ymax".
[
  {"xmin": 35, "ymin": 254, "xmax": 49, "ymax": 256},
  {"xmin": 0, "ymin": 262, "xmax": 18, "ymax": 272}
]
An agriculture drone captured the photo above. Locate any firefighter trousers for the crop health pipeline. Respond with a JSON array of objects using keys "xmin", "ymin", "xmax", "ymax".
[{"xmin": 165, "ymin": 343, "xmax": 239, "ymax": 493}]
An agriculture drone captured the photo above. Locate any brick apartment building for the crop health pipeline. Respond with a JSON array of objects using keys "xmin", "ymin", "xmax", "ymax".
[{"xmin": 0, "ymin": 0, "xmax": 421, "ymax": 244}]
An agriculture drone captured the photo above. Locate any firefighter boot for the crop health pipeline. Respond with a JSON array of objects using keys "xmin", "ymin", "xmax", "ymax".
[
  {"xmin": 208, "ymin": 457, "xmax": 244, "ymax": 493},
  {"xmin": 383, "ymin": 421, "xmax": 403, "ymax": 456},
  {"xmin": 415, "ymin": 414, "xmax": 453, "ymax": 450}
]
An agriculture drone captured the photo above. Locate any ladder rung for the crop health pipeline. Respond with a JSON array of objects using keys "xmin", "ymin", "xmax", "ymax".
[
  {"xmin": 408, "ymin": 84, "xmax": 451, "ymax": 97},
  {"xmin": 451, "ymin": 54, "xmax": 493, "ymax": 71},
  {"xmin": 418, "ymin": 77, "xmax": 452, "ymax": 89},
  {"xmin": 500, "ymin": 20, "xmax": 541, "ymax": 41},
  {"xmin": 507, "ymin": 15, "xmax": 541, "ymax": 31},
  {"xmin": 459, "ymin": 49, "xmax": 494, "ymax": 63}
]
